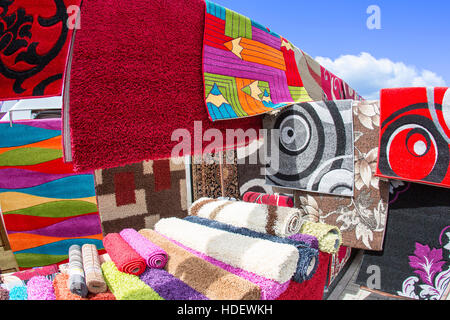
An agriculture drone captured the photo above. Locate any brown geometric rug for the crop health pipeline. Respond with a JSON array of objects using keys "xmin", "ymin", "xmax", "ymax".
[{"xmin": 94, "ymin": 158, "xmax": 188, "ymax": 234}]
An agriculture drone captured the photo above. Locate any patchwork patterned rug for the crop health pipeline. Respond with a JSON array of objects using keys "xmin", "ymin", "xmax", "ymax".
[
  {"xmin": 0, "ymin": 0, "xmax": 81, "ymax": 100},
  {"xmin": 293, "ymin": 100, "xmax": 390, "ymax": 251},
  {"xmin": 94, "ymin": 158, "xmax": 189, "ymax": 234},
  {"xmin": 202, "ymin": 1, "xmax": 362, "ymax": 122},
  {"xmin": 203, "ymin": 1, "xmax": 310, "ymax": 121},
  {"xmin": 356, "ymin": 182, "xmax": 450, "ymax": 300},
  {"xmin": 377, "ymin": 87, "xmax": 450, "ymax": 188},
  {"xmin": 264, "ymin": 100, "xmax": 355, "ymax": 197},
  {"xmin": 0, "ymin": 119, "xmax": 104, "ymax": 269}
]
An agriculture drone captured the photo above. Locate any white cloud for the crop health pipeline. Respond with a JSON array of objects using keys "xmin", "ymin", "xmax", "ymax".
[{"xmin": 315, "ymin": 52, "xmax": 447, "ymax": 100}]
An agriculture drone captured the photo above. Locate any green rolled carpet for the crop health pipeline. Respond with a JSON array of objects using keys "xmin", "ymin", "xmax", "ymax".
[
  {"xmin": 299, "ymin": 221, "xmax": 342, "ymax": 254},
  {"xmin": 101, "ymin": 261, "xmax": 164, "ymax": 300}
]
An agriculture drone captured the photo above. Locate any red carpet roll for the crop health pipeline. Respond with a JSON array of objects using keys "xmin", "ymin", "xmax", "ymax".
[
  {"xmin": 243, "ymin": 192, "xmax": 294, "ymax": 208},
  {"xmin": 102, "ymin": 233, "xmax": 146, "ymax": 276}
]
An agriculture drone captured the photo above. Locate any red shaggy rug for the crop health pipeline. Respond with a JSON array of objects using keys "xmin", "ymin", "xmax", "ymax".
[{"xmin": 65, "ymin": 0, "xmax": 262, "ymax": 172}]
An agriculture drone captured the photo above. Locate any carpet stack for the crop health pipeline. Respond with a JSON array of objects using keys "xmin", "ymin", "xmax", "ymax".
[
  {"xmin": 0, "ymin": 198, "xmax": 340, "ymax": 300},
  {"xmin": 138, "ymin": 229, "xmax": 261, "ymax": 300},
  {"xmin": 155, "ymin": 217, "xmax": 299, "ymax": 284},
  {"xmin": 184, "ymin": 216, "xmax": 319, "ymax": 283},
  {"xmin": 99, "ymin": 227, "xmax": 226, "ymax": 300}
]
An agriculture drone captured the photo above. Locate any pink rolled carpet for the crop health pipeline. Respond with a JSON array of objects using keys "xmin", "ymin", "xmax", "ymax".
[
  {"xmin": 65, "ymin": 0, "xmax": 262, "ymax": 171},
  {"xmin": 119, "ymin": 229, "xmax": 168, "ymax": 269}
]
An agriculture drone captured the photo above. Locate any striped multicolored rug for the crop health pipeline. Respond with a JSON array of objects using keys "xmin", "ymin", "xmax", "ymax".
[{"xmin": 0, "ymin": 119, "xmax": 104, "ymax": 269}]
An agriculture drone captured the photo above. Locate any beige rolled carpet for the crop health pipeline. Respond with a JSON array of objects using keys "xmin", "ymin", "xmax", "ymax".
[
  {"xmin": 138, "ymin": 229, "xmax": 261, "ymax": 300},
  {"xmin": 189, "ymin": 197, "xmax": 303, "ymax": 237},
  {"xmin": 82, "ymin": 244, "xmax": 107, "ymax": 294}
]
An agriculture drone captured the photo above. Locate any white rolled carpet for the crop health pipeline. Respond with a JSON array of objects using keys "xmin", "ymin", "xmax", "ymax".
[
  {"xmin": 189, "ymin": 198, "xmax": 303, "ymax": 237},
  {"xmin": 154, "ymin": 218, "xmax": 299, "ymax": 284}
]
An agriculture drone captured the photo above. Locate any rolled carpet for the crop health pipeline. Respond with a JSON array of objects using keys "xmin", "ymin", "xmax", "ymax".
[
  {"xmin": 9, "ymin": 286, "xmax": 27, "ymax": 300},
  {"xmin": 299, "ymin": 221, "xmax": 342, "ymax": 254},
  {"xmin": 53, "ymin": 273, "xmax": 116, "ymax": 300},
  {"xmin": 185, "ymin": 216, "xmax": 319, "ymax": 283},
  {"xmin": 68, "ymin": 245, "xmax": 88, "ymax": 297},
  {"xmin": 101, "ymin": 261, "xmax": 164, "ymax": 300},
  {"xmin": 139, "ymin": 268, "xmax": 208, "ymax": 300},
  {"xmin": 82, "ymin": 244, "xmax": 107, "ymax": 294},
  {"xmin": 288, "ymin": 233, "xmax": 319, "ymax": 250},
  {"xmin": 138, "ymin": 229, "xmax": 261, "ymax": 300},
  {"xmin": 27, "ymin": 276, "xmax": 56, "ymax": 300},
  {"xmin": 168, "ymin": 236, "xmax": 290, "ymax": 300},
  {"xmin": 120, "ymin": 228, "xmax": 168, "ymax": 269},
  {"xmin": 277, "ymin": 251, "xmax": 331, "ymax": 301},
  {"xmin": 53, "ymin": 273, "xmax": 85, "ymax": 300},
  {"xmin": 189, "ymin": 198, "xmax": 303, "ymax": 237},
  {"xmin": 0, "ymin": 287, "xmax": 9, "ymax": 300},
  {"xmin": 243, "ymin": 192, "xmax": 294, "ymax": 208},
  {"xmin": 102, "ymin": 233, "xmax": 146, "ymax": 276},
  {"xmin": 154, "ymin": 218, "xmax": 299, "ymax": 284}
]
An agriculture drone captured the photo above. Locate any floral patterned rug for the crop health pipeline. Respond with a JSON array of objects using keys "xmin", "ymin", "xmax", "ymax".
[{"xmin": 356, "ymin": 182, "xmax": 450, "ymax": 300}]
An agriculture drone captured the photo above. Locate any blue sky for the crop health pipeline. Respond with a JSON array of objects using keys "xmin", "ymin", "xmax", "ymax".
[{"xmin": 213, "ymin": 0, "xmax": 450, "ymax": 99}]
